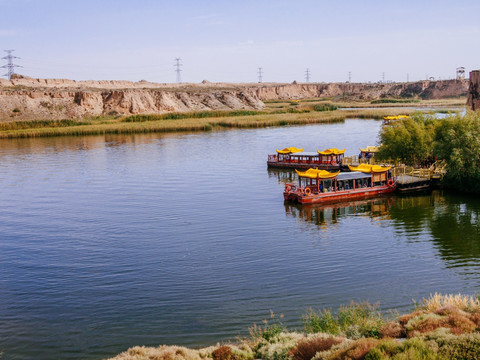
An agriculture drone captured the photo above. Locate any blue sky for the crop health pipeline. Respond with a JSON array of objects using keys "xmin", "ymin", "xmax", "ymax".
[{"xmin": 1, "ymin": 0, "xmax": 479, "ymax": 83}]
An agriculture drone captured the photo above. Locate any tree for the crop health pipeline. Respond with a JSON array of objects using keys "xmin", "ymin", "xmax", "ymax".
[
  {"xmin": 434, "ymin": 111, "xmax": 480, "ymax": 193},
  {"xmin": 377, "ymin": 115, "xmax": 435, "ymax": 166}
]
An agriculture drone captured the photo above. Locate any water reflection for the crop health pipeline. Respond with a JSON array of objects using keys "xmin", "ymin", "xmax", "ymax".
[
  {"xmin": 267, "ymin": 168, "xmax": 297, "ymax": 185},
  {"xmin": 0, "ymin": 132, "xmax": 200, "ymax": 156},
  {"xmin": 285, "ymin": 196, "xmax": 393, "ymax": 230},
  {"xmin": 285, "ymin": 190, "xmax": 480, "ymax": 267},
  {"xmin": 429, "ymin": 193, "xmax": 480, "ymax": 265}
]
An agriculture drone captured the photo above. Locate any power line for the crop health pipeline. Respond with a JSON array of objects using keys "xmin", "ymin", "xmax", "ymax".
[
  {"xmin": 257, "ymin": 67, "xmax": 263, "ymax": 83},
  {"xmin": 305, "ymin": 68, "xmax": 310, "ymax": 83},
  {"xmin": 2, "ymin": 49, "xmax": 22, "ymax": 79},
  {"xmin": 174, "ymin": 57, "xmax": 182, "ymax": 83}
]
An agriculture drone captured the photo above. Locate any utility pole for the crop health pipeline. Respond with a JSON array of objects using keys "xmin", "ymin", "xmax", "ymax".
[
  {"xmin": 2, "ymin": 50, "xmax": 22, "ymax": 80},
  {"xmin": 348, "ymin": 71, "xmax": 352, "ymax": 83},
  {"xmin": 305, "ymin": 68, "xmax": 310, "ymax": 83},
  {"xmin": 257, "ymin": 67, "xmax": 263, "ymax": 83},
  {"xmin": 174, "ymin": 57, "xmax": 182, "ymax": 83}
]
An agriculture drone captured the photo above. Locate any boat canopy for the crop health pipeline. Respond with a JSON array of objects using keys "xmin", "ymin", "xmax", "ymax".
[
  {"xmin": 360, "ymin": 146, "xmax": 379, "ymax": 153},
  {"xmin": 383, "ymin": 115, "xmax": 410, "ymax": 120},
  {"xmin": 348, "ymin": 164, "xmax": 391, "ymax": 173},
  {"xmin": 317, "ymin": 148, "xmax": 346, "ymax": 155},
  {"xmin": 295, "ymin": 169, "xmax": 340, "ymax": 179},
  {"xmin": 276, "ymin": 147, "xmax": 304, "ymax": 154},
  {"xmin": 337, "ymin": 171, "xmax": 371, "ymax": 181},
  {"xmin": 289, "ymin": 152, "xmax": 320, "ymax": 157}
]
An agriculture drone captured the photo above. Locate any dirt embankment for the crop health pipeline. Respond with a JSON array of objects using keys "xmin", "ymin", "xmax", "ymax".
[{"xmin": 0, "ymin": 76, "xmax": 468, "ymax": 121}]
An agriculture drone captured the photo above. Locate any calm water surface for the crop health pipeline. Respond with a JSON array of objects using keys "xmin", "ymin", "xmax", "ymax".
[{"xmin": 1, "ymin": 120, "xmax": 480, "ymax": 360}]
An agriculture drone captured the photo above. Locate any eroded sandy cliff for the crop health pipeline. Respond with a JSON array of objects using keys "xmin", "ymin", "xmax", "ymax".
[{"xmin": 0, "ymin": 76, "xmax": 468, "ymax": 121}]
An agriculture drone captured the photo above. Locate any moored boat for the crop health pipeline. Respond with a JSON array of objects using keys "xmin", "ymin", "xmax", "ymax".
[
  {"xmin": 383, "ymin": 115, "xmax": 410, "ymax": 125},
  {"xmin": 283, "ymin": 164, "xmax": 395, "ymax": 204},
  {"xmin": 267, "ymin": 147, "xmax": 345, "ymax": 170}
]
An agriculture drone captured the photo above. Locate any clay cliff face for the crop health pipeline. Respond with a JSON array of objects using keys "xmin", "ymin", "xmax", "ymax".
[
  {"xmin": 0, "ymin": 76, "xmax": 468, "ymax": 121},
  {"xmin": 249, "ymin": 80, "xmax": 468, "ymax": 101}
]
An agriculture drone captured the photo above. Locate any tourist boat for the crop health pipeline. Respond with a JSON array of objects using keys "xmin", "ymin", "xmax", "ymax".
[
  {"xmin": 267, "ymin": 147, "xmax": 345, "ymax": 170},
  {"xmin": 283, "ymin": 164, "xmax": 396, "ymax": 204},
  {"xmin": 359, "ymin": 146, "xmax": 379, "ymax": 162},
  {"xmin": 383, "ymin": 115, "xmax": 410, "ymax": 125}
]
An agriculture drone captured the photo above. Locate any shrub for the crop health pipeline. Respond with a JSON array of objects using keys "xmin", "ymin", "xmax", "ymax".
[
  {"xmin": 403, "ymin": 306, "xmax": 477, "ymax": 337},
  {"xmin": 212, "ymin": 346, "xmax": 233, "ymax": 360},
  {"xmin": 327, "ymin": 338, "xmax": 379, "ymax": 360},
  {"xmin": 254, "ymin": 332, "xmax": 304, "ymax": 360},
  {"xmin": 379, "ymin": 322, "xmax": 404, "ymax": 338},
  {"xmin": 405, "ymin": 313, "xmax": 444, "ymax": 337},
  {"xmin": 304, "ymin": 303, "xmax": 384, "ymax": 339},
  {"xmin": 435, "ymin": 333, "xmax": 480, "ymax": 360},
  {"xmin": 289, "ymin": 336, "xmax": 344, "ymax": 360},
  {"xmin": 370, "ymin": 99, "xmax": 420, "ymax": 104},
  {"xmin": 313, "ymin": 104, "xmax": 337, "ymax": 112},
  {"xmin": 12, "ymin": 107, "xmax": 21, "ymax": 113},
  {"xmin": 304, "ymin": 309, "xmax": 339, "ymax": 335},
  {"xmin": 364, "ymin": 338, "xmax": 441, "ymax": 360}
]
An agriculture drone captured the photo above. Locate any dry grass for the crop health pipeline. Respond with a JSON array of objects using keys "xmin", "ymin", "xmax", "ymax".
[
  {"xmin": 108, "ymin": 345, "xmax": 215, "ymax": 360},
  {"xmin": 0, "ymin": 108, "xmax": 418, "ymax": 139},
  {"xmin": 324, "ymin": 338, "xmax": 379, "ymax": 360},
  {"xmin": 421, "ymin": 293, "xmax": 480, "ymax": 313},
  {"xmin": 403, "ymin": 305, "xmax": 478, "ymax": 337},
  {"xmin": 289, "ymin": 336, "xmax": 345, "ymax": 360},
  {"xmin": 379, "ymin": 321, "xmax": 404, "ymax": 338}
]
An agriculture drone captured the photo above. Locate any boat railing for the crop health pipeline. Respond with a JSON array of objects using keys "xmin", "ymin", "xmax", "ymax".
[
  {"xmin": 392, "ymin": 164, "xmax": 447, "ymax": 184},
  {"xmin": 343, "ymin": 156, "xmax": 376, "ymax": 166}
]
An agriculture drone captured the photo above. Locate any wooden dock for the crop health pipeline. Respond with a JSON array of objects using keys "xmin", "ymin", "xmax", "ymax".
[{"xmin": 391, "ymin": 164, "xmax": 446, "ymax": 192}]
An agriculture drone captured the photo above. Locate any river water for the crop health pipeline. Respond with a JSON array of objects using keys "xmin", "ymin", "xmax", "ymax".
[{"xmin": 1, "ymin": 119, "xmax": 480, "ymax": 360}]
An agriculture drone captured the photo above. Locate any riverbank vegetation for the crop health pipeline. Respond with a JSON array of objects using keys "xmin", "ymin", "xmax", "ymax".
[
  {"xmin": 377, "ymin": 110, "xmax": 480, "ymax": 193},
  {"xmin": 0, "ymin": 106, "xmax": 414, "ymax": 139},
  {"xmin": 109, "ymin": 293, "xmax": 480, "ymax": 360},
  {"xmin": 0, "ymin": 98, "xmax": 462, "ymax": 139}
]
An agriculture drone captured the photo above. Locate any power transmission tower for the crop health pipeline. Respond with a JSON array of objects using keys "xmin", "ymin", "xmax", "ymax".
[
  {"xmin": 305, "ymin": 68, "xmax": 310, "ymax": 83},
  {"xmin": 257, "ymin": 67, "xmax": 263, "ymax": 83},
  {"xmin": 407, "ymin": 73, "xmax": 409, "ymax": 83},
  {"xmin": 174, "ymin": 58, "xmax": 182, "ymax": 83},
  {"xmin": 348, "ymin": 71, "xmax": 352, "ymax": 83},
  {"xmin": 382, "ymin": 72, "xmax": 385, "ymax": 83},
  {"xmin": 2, "ymin": 50, "xmax": 22, "ymax": 79}
]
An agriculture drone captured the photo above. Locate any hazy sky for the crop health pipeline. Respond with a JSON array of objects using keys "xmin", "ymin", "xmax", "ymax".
[{"xmin": 1, "ymin": 0, "xmax": 479, "ymax": 83}]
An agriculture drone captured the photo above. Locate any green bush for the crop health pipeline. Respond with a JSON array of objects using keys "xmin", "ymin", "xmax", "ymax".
[
  {"xmin": 365, "ymin": 338, "xmax": 441, "ymax": 360},
  {"xmin": 304, "ymin": 309, "xmax": 340, "ymax": 335},
  {"xmin": 370, "ymin": 99, "xmax": 420, "ymax": 104},
  {"xmin": 304, "ymin": 303, "xmax": 384, "ymax": 339},
  {"xmin": 434, "ymin": 333, "xmax": 480, "ymax": 360},
  {"xmin": 313, "ymin": 104, "xmax": 338, "ymax": 112}
]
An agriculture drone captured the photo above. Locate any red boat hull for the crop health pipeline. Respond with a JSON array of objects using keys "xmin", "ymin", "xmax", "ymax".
[{"xmin": 284, "ymin": 185, "xmax": 395, "ymax": 204}]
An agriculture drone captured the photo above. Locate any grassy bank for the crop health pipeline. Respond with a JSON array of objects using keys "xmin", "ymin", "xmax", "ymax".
[
  {"xmin": 0, "ymin": 103, "xmax": 453, "ymax": 139},
  {"xmin": 108, "ymin": 293, "xmax": 480, "ymax": 360},
  {"xmin": 0, "ymin": 108, "xmax": 416, "ymax": 139}
]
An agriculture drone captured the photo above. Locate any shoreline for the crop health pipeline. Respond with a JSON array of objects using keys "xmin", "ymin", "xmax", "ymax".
[{"xmin": 107, "ymin": 293, "xmax": 480, "ymax": 360}]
